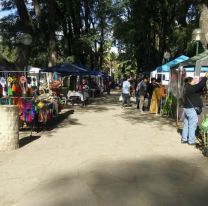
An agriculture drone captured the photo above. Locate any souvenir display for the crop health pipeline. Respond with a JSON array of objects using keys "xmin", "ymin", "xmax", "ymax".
[{"xmin": 0, "ymin": 71, "xmax": 63, "ymax": 129}]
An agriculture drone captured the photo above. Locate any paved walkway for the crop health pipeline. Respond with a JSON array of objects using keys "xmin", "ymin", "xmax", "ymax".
[{"xmin": 0, "ymin": 93, "xmax": 208, "ymax": 206}]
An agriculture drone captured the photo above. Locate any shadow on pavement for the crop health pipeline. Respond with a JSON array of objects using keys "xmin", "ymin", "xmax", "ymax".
[
  {"xmin": 39, "ymin": 110, "xmax": 76, "ymax": 131},
  {"xmin": 75, "ymin": 93, "xmax": 123, "ymax": 113},
  {"xmin": 116, "ymin": 109, "xmax": 176, "ymax": 130},
  {"xmin": 21, "ymin": 157, "xmax": 208, "ymax": 206},
  {"xmin": 19, "ymin": 135, "xmax": 41, "ymax": 148}
]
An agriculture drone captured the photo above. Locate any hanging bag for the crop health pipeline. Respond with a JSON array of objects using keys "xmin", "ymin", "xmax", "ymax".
[{"xmin": 186, "ymin": 96, "xmax": 202, "ymax": 115}]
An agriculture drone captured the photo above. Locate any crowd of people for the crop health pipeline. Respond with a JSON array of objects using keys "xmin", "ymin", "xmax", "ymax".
[
  {"xmin": 120, "ymin": 72, "xmax": 208, "ymax": 147},
  {"xmin": 121, "ymin": 75, "xmax": 166, "ymax": 114}
]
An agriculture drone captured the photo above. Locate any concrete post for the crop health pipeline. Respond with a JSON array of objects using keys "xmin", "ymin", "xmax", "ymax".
[{"xmin": 0, "ymin": 105, "xmax": 19, "ymax": 151}]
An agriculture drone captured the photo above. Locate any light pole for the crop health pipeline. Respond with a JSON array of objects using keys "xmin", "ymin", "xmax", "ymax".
[
  {"xmin": 205, "ymin": 32, "xmax": 208, "ymax": 48},
  {"xmin": 163, "ymin": 51, "xmax": 171, "ymax": 63},
  {"xmin": 192, "ymin": 29, "xmax": 205, "ymax": 76},
  {"xmin": 192, "ymin": 28, "xmax": 204, "ymax": 56}
]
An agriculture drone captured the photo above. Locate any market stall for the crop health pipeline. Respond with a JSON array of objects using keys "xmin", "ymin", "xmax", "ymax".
[
  {"xmin": 172, "ymin": 50, "xmax": 208, "ymax": 123},
  {"xmin": 41, "ymin": 63, "xmax": 89, "ymax": 105},
  {"xmin": 151, "ymin": 55, "xmax": 189, "ymax": 86},
  {"xmin": 88, "ymin": 69, "xmax": 107, "ymax": 96},
  {"xmin": 0, "ymin": 70, "xmax": 63, "ymax": 131}
]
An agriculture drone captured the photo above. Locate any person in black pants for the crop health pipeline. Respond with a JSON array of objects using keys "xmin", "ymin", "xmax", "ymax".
[{"xmin": 147, "ymin": 78, "xmax": 156, "ymax": 110}]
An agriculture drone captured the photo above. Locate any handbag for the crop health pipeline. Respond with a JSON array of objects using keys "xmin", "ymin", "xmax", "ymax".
[
  {"xmin": 195, "ymin": 107, "xmax": 202, "ymax": 115},
  {"xmin": 186, "ymin": 96, "xmax": 202, "ymax": 115},
  {"xmin": 119, "ymin": 94, "xmax": 123, "ymax": 102}
]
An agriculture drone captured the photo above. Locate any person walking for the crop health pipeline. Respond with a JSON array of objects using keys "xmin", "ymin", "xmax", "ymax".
[
  {"xmin": 159, "ymin": 84, "xmax": 166, "ymax": 113},
  {"xmin": 147, "ymin": 78, "xmax": 156, "ymax": 110},
  {"xmin": 182, "ymin": 74, "xmax": 208, "ymax": 145},
  {"xmin": 77, "ymin": 79, "xmax": 89, "ymax": 106},
  {"xmin": 136, "ymin": 77, "xmax": 148, "ymax": 112},
  {"xmin": 135, "ymin": 77, "xmax": 142, "ymax": 109},
  {"xmin": 121, "ymin": 75, "xmax": 131, "ymax": 107},
  {"xmin": 149, "ymin": 79, "xmax": 162, "ymax": 114}
]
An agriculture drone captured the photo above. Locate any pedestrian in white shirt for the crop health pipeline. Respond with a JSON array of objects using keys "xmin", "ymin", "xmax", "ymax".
[{"xmin": 122, "ymin": 75, "xmax": 131, "ymax": 107}]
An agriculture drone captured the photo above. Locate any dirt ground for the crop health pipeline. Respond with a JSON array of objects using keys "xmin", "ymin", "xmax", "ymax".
[{"xmin": 0, "ymin": 92, "xmax": 208, "ymax": 206}]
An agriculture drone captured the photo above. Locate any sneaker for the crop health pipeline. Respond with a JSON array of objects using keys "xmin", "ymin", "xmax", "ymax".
[{"xmin": 181, "ymin": 140, "xmax": 188, "ymax": 144}]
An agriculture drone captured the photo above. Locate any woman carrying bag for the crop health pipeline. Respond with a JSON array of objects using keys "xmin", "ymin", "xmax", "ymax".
[{"xmin": 182, "ymin": 73, "xmax": 208, "ymax": 145}]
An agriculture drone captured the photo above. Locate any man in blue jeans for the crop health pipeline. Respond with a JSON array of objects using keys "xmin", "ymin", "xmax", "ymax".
[{"xmin": 182, "ymin": 74, "xmax": 208, "ymax": 145}]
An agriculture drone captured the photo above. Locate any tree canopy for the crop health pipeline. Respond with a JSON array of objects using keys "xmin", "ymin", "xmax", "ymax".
[{"xmin": 0, "ymin": 0, "xmax": 208, "ymax": 73}]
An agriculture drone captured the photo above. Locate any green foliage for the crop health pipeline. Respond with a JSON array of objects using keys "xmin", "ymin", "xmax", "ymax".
[
  {"xmin": 0, "ymin": 0, "xmax": 207, "ymax": 72},
  {"xmin": 113, "ymin": 0, "xmax": 204, "ymax": 72},
  {"xmin": 0, "ymin": 0, "xmax": 113, "ymax": 69},
  {"xmin": 162, "ymin": 92, "xmax": 177, "ymax": 118},
  {"xmin": 200, "ymin": 115, "xmax": 208, "ymax": 149},
  {"xmin": 186, "ymin": 41, "xmax": 205, "ymax": 57}
]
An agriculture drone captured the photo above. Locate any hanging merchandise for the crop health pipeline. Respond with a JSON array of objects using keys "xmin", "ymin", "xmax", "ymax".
[
  {"xmin": 0, "ymin": 77, "xmax": 6, "ymax": 86},
  {"xmin": 20, "ymin": 101, "xmax": 36, "ymax": 123},
  {"xmin": 27, "ymin": 77, "xmax": 32, "ymax": 84},
  {"xmin": 3, "ymin": 84, "xmax": 8, "ymax": 96},
  {"xmin": 49, "ymin": 80, "xmax": 61, "ymax": 90},
  {"xmin": 11, "ymin": 83, "xmax": 17, "ymax": 96},
  {"xmin": 7, "ymin": 76, "xmax": 13, "ymax": 84},
  {"xmin": 19, "ymin": 75, "xmax": 28, "ymax": 97},
  {"xmin": 8, "ymin": 86, "xmax": 13, "ymax": 96},
  {"xmin": 0, "ymin": 70, "xmax": 63, "ymax": 130},
  {"xmin": 53, "ymin": 72, "xmax": 59, "ymax": 81},
  {"xmin": 0, "ymin": 76, "xmax": 7, "ymax": 96},
  {"xmin": 0, "ymin": 84, "xmax": 2, "ymax": 97}
]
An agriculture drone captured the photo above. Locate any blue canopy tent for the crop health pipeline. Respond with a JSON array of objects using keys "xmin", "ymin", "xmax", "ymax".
[
  {"xmin": 151, "ymin": 55, "xmax": 189, "ymax": 86},
  {"xmin": 183, "ymin": 66, "xmax": 208, "ymax": 72},
  {"xmin": 89, "ymin": 69, "xmax": 100, "ymax": 76},
  {"xmin": 89, "ymin": 69, "xmax": 108, "ymax": 77},
  {"xmin": 0, "ymin": 65, "xmax": 7, "ymax": 71},
  {"xmin": 156, "ymin": 55, "xmax": 189, "ymax": 72},
  {"xmin": 41, "ymin": 63, "xmax": 89, "ymax": 76}
]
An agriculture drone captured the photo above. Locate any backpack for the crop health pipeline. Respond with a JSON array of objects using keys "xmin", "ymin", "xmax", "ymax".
[{"xmin": 137, "ymin": 81, "xmax": 146, "ymax": 95}]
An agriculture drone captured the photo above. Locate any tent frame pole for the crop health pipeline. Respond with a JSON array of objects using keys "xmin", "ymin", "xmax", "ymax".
[{"xmin": 176, "ymin": 66, "xmax": 182, "ymax": 126}]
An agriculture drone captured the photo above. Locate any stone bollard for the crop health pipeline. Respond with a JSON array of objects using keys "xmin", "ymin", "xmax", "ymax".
[{"xmin": 0, "ymin": 105, "xmax": 19, "ymax": 151}]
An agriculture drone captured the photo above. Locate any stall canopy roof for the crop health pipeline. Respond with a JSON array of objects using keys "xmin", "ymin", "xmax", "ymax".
[
  {"xmin": 178, "ymin": 50, "xmax": 208, "ymax": 67},
  {"xmin": 41, "ymin": 63, "xmax": 89, "ymax": 76},
  {"xmin": 76, "ymin": 64, "xmax": 108, "ymax": 77},
  {"xmin": 156, "ymin": 55, "xmax": 189, "ymax": 72},
  {"xmin": 0, "ymin": 65, "xmax": 7, "ymax": 71},
  {"xmin": 89, "ymin": 69, "xmax": 108, "ymax": 77},
  {"xmin": 184, "ymin": 66, "xmax": 208, "ymax": 72}
]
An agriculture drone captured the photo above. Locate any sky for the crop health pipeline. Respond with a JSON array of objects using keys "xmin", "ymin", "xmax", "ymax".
[
  {"xmin": 0, "ymin": 3, "xmax": 16, "ymax": 19},
  {"xmin": 0, "ymin": 10, "xmax": 11, "ymax": 18}
]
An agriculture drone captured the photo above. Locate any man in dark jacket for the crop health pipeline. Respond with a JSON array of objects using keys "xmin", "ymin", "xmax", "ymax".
[
  {"xmin": 147, "ymin": 78, "xmax": 156, "ymax": 110},
  {"xmin": 182, "ymin": 74, "xmax": 208, "ymax": 145},
  {"xmin": 136, "ymin": 77, "xmax": 148, "ymax": 112}
]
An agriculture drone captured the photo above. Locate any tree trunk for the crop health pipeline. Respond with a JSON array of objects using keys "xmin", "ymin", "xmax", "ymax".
[
  {"xmin": 47, "ymin": 0, "xmax": 57, "ymax": 67},
  {"xmin": 63, "ymin": 19, "xmax": 69, "ymax": 57},
  {"xmin": 48, "ymin": 34, "xmax": 57, "ymax": 67},
  {"xmin": 15, "ymin": 0, "xmax": 34, "ymax": 34},
  {"xmin": 99, "ymin": 18, "xmax": 105, "ymax": 70},
  {"xmin": 199, "ymin": 4, "xmax": 208, "ymax": 47},
  {"xmin": 32, "ymin": 0, "xmax": 41, "ymax": 28},
  {"xmin": 84, "ymin": 0, "xmax": 90, "ymax": 33},
  {"xmin": 14, "ymin": 0, "xmax": 35, "ymax": 69}
]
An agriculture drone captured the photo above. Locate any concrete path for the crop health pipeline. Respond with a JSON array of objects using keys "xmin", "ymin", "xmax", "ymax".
[{"xmin": 0, "ymin": 93, "xmax": 208, "ymax": 206}]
